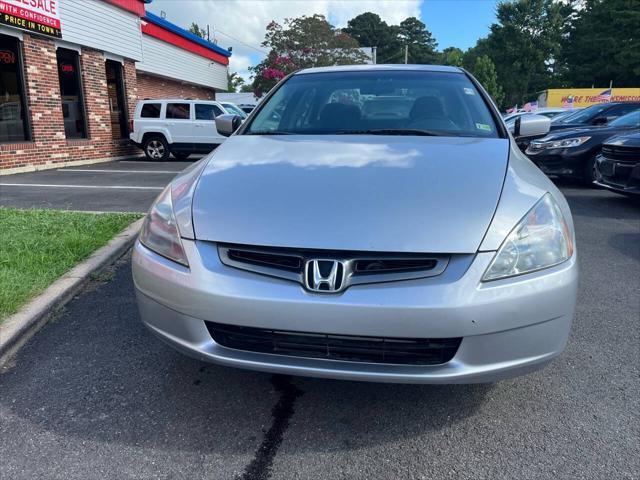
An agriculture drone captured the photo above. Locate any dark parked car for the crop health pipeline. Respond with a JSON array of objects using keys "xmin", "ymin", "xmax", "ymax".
[
  {"xmin": 549, "ymin": 102, "xmax": 640, "ymax": 131},
  {"xmin": 595, "ymin": 131, "xmax": 640, "ymax": 196},
  {"xmin": 238, "ymin": 104, "xmax": 256, "ymax": 114},
  {"xmin": 525, "ymin": 110, "xmax": 640, "ymax": 185},
  {"xmin": 516, "ymin": 102, "xmax": 640, "ymax": 151}
]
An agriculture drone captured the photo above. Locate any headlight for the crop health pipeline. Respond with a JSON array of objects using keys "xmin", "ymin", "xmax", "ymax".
[
  {"xmin": 529, "ymin": 136, "xmax": 591, "ymax": 151},
  {"xmin": 482, "ymin": 194, "xmax": 573, "ymax": 281},
  {"xmin": 139, "ymin": 185, "xmax": 189, "ymax": 267}
]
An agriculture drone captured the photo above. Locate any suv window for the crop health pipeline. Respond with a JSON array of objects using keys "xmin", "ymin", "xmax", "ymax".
[
  {"xmin": 246, "ymin": 70, "xmax": 499, "ymax": 138},
  {"xmin": 140, "ymin": 103, "xmax": 161, "ymax": 118},
  {"xmin": 166, "ymin": 103, "xmax": 191, "ymax": 119},
  {"xmin": 195, "ymin": 104, "xmax": 223, "ymax": 120}
]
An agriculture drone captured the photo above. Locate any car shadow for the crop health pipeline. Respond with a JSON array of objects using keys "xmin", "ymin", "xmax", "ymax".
[{"xmin": 0, "ymin": 259, "xmax": 490, "ymax": 457}]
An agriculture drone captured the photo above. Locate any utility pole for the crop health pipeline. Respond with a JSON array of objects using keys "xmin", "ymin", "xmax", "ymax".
[{"xmin": 404, "ymin": 44, "xmax": 408, "ymax": 64}]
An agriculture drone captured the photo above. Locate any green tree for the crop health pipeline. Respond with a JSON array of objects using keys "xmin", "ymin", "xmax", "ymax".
[
  {"xmin": 188, "ymin": 22, "xmax": 207, "ymax": 39},
  {"xmin": 343, "ymin": 12, "xmax": 402, "ymax": 63},
  {"xmin": 472, "ymin": 55, "xmax": 505, "ymax": 106},
  {"xmin": 398, "ymin": 17, "xmax": 438, "ymax": 64},
  {"xmin": 561, "ymin": 0, "xmax": 640, "ymax": 87},
  {"xmin": 250, "ymin": 15, "xmax": 368, "ymax": 96},
  {"xmin": 226, "ymin": 71, "xmax": 245, "ymax": 93},
  {"xmin": 439, "ymin": 47, "xmax": 464, "ymax": 67},
  {"xmin": 466, "ymin": 0, "xmax": 566, "ymax": 107}
]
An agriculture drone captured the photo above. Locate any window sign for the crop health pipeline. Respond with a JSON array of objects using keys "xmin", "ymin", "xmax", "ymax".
[{"xmin": 0, "ymin": 0, "xmax": 62, "ymax": 38}]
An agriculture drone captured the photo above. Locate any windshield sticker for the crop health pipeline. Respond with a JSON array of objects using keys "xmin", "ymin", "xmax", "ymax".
[
  {"xmin": 463, "ymin": 88, "xmax": 475, "ymax": 95},
  {"xmin": 475, "ymin": 123, "xmax": 492, "ymax": 131}
]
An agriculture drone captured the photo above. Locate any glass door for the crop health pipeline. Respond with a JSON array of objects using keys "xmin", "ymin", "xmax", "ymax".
[{"xmin": 105, "ymin": 59, "xmax": 128, "ymax": 139}]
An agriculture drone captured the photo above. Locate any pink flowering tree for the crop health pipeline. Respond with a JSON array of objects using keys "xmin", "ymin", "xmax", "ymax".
[{"xmin": 250, "ymin": 15, "xmax": 367, "ymax": 97}]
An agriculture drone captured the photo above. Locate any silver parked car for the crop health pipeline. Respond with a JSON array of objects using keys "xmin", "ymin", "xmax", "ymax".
[{"xmin": 133, "ymin": 65, "xmax": 578, "ymax": 384}]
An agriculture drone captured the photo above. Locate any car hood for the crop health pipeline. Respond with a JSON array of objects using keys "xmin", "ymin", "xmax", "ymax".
[
  {"xmin": 540, "ymin": 125, "xmax": 631, "ymax": 141},
  {"xmin": 604, "ymin": 130, "xmax": 640, "ymax": 147},
  {"xmin": 192, "ymin": 135, "xmax": 510, "ymax": 253}
]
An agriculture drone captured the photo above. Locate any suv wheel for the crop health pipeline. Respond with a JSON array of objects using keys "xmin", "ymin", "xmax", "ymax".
[{"xmin": 143, "ymin": 136, "xmax": 169, "ymax": 161}]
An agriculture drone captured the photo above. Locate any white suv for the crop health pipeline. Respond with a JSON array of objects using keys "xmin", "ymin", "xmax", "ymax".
[{"xmin": 130, "ymin": 99, "xmax": 231, "ymax": 160}]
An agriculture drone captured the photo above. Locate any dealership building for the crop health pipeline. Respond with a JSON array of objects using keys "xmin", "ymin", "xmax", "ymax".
[{"xmin": 0, "ymin": 0, "xmax": 231, "ymax": 173}]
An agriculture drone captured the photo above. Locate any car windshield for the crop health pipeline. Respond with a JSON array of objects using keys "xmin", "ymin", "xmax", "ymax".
[
  {"xmin": 608, "ymin": 110, "xmax": 640, "ymax": 127},
  {"xmin": 555, "ymin": 104, "xmax": 608, "ymax": 124},
  {"xmin": 246, "ymin": 70, "xmax": 499, "ymax": 138},
  {"xmin": 550, "ymin": 110, "xmax": 578, "ymax": 123},
  {"xmin": 222, "ymin": 103, "xmax": 247, "ymax": 119}
]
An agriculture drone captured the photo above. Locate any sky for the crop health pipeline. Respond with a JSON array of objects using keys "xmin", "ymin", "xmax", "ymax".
[{"xmin": 147, "ymin": 0, "xmax": 500, "ymax": 82}]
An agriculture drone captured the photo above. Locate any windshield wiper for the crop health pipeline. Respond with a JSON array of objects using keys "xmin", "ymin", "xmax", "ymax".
[{"xmin": 335, "ymin": 128, "xmax": 445, "ymax": 136}]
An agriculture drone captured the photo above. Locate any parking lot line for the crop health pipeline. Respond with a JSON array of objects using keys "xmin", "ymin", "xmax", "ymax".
[
  {"xmin": 58, "ymin": 169, "xmax": 178, "ymax": 174},
  {"xmin": 0, "ymin": 183, "xmax": 163, "ymax": 190}
]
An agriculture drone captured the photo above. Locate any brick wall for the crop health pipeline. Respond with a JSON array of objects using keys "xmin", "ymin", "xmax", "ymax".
[
  {"xmin": 137, "ymin": 72, "xmax": 216, "ymax": 100},
  {"xmin": 0, "ymin": 34, "xmax": 140, "ymax": 173}
]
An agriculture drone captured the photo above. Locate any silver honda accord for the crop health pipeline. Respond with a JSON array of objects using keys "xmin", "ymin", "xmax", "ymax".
[{"xmin": 132, "ymin": 65, "xmax": 578, "ymax": 384}]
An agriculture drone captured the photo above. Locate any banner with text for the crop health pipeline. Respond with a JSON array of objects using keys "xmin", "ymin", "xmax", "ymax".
[{"xmin": 0, "ymin": 0, "xmax": 61, "ymax": 38}]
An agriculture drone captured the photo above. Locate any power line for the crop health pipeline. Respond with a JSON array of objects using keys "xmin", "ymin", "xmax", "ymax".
[
  {"xmin": 212, "ymin": 29, "xmax": 269, "ymax": 55},
  {"xmin": 378, "ymin": 49, "xmax": 405, "ymax": 64}
]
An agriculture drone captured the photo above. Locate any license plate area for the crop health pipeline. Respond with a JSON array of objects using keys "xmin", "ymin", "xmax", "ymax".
[{"xmin": 599, "ymin": 160, "xmax": 615, "ymax": 176}]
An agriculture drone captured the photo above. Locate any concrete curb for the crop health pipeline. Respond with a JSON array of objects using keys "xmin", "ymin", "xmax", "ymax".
[{"xmin": 0, "ymin": 218, "xmax": 144, "ymax": 367}]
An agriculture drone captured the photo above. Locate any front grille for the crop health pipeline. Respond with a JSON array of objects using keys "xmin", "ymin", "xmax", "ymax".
[
  {"xmin": 601, "ymin": 145, "xmax": 640, "ymax": 163},
  {"xmin": 218, "ymin": 244, "xmax": 449, "ymax": 291},
  {"xmin": 206, "ymin": 322, "xmax": 461, "ymax": 365},
  {"xmin": 354, "ymin": 258, "xmax": 438, "ymax": 274},
  {"xmin": 227, "ymin": 248, "xmax": 302, "ymax": 271}
]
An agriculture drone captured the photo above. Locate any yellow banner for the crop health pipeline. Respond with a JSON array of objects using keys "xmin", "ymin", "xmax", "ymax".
[{"xmin": 539, "ymin": 88, "xmax": 640, "ymax": 108}]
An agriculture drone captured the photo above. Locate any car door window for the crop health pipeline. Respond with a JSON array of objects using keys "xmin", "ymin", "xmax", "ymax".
[
  {"xmin": 196, "ymin": 104, "xmax": 223, "ymax": 121},
  {"xmin": 166, "ymin": 103, "xmax": 191, "ymax": 120},
  {"xmin": 141, "ymin": 103, "xmax": 161, "ymax": 118}
]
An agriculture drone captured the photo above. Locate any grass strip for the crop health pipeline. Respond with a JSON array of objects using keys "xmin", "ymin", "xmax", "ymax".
[{"xmin": 0, "ymin": 208, "xmax": 141, "ymax": 322}]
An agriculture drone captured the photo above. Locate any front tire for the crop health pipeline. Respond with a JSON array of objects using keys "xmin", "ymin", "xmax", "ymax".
[{"xmin": 143, "ymin": 136, "xmax": 170, "ymax": 161}]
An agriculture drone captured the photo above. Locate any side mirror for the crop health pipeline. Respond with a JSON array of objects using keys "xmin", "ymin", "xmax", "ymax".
[
  {"xmin": 592, "ymin": 116, "xmax": 614, "ymax": 125},
  {"xmin": 215, "ymin": 114, "xmax": 242, "ymax": 137},
  {"xmin": 514, "ymin": 114, "xmax": 551, "ymax": 138}
]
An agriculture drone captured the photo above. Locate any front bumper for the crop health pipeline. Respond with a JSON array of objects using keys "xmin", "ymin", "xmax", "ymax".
[
  {"xmin": 595, "ymin": 155, "xmax": 640, "ymax": 196},
  {"xmin": 132, "ymin": 240, "xmax": 578, "ymax": 384},
  {"xmin": 525, "ymin": 148, "xmax": 590, "ymax": 178}
]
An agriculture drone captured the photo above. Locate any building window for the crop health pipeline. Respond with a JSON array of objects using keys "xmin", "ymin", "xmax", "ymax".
[
  {"xmin": 105, "ymin": 59, "xmax": 129, "ymax": 139},
  {"xmin": 57, "ymin": 48, "xmax": 87, "ymax": 139},
  {"xmin": 195, "ymin": 104, "xmax": 223, "ymax": 120},
  {"xmin": 0, "ymin": 34, "xmax": 30, "ymax": 143},
  {"xmin": 166, "ymin": 103, "xmax": 191, "ymax": 119},
  {"xmin": 141, "ymin": 103, "xmax": 161, "ymax": 118}
]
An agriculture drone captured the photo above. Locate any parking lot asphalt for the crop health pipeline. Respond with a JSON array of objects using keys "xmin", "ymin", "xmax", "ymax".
[
  {"xmin": 0, "ymin": 184, "xmax": 638, "ymax": 480},
  {"xmin": 0, "ymin": 158, "xmax": 197, "ymax": 213}
]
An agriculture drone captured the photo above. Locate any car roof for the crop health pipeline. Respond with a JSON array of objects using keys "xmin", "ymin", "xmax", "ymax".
[
  {"xmin": 296, "ymin": 64, "xmax": 464, "ymax": 75},
  {"xmin": 603, "ymin": 101, "xmax": 640, "ymax": 107},
  {"xmin": 139, "ymin": 99, "xmax": 219, "ymax": 103}
]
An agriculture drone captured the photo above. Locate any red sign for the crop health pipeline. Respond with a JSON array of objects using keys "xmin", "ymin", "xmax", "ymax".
[
  {"xmin": 0, "ymin": 49, "xmax": 16, "ymax": 64},
  {"xmin": 60, "ymin": 62, "xmax": 74, "ymax": 73}
]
